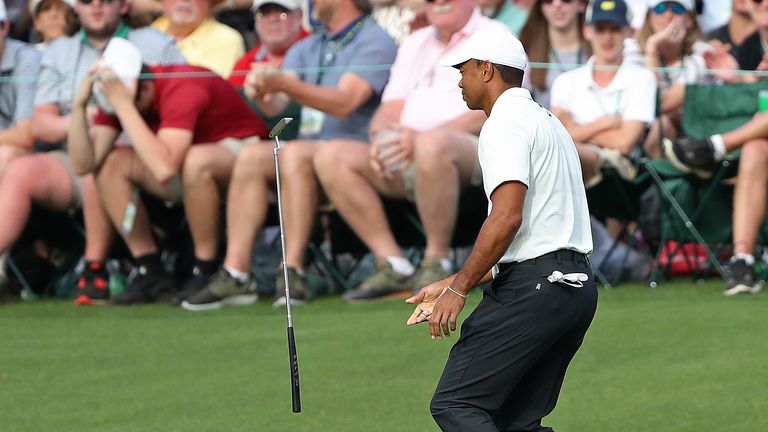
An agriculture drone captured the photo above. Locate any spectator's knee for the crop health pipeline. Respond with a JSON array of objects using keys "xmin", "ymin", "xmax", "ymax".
[
  {"xmin": 233, "ymin": 143, "xmax": 271, "ymax": 180},
  {"xmin": 181, "ymin": 147, "xmax": 214, "ymax": 183},
  {"xmin": 740, "ymin": 139, "xmax": 768, "ymax": 176},
  {"xmin": 413, "ymin": 130, "xmax": 454, "ymax": 170},
  {"xmin": 314, "ymin": 140, "xmax": 348, "ymax": 182},
  {"xmin": 99, "ymin": 147, "xmax": 133, "ymax": 180}
]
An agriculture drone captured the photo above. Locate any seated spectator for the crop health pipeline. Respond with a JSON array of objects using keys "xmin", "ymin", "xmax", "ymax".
[
  {"xmin": 665, "ymin": 111, "xmax": 768, "ymax": 295},
  {"xmin": 476, "ymin": 0, "xmax": 532, "ymax": 35},
  {"xmin": 705, "ymin": 0, "xmax": 768, "ymax": 79},
  {"xmin": 28, "ymin": 0, "xmax": 78, "ymax": 49},
  {"xmin": 550, "ymin": 0, "xmax": 656, "ymax": 187},
  {"xmin": 633, "ymin": 0, "xmax": 713, "ymax": 158},
  {"xmin": 519, "ymin": 0, "xmax": 589, "ymax": 109},
  {"xmin": 315, "ymin": 0, "xmax": 506, "ymax": 301},
  {"xmin": 0, "ymin": 3, "xmax": 41, "ymax": 175},
  {"xmin": 178, "ymin": 0, "xmax": 397, "ymax": 310},
  {"xmin": 705, "ymin": 0, "xmax": 756, "ymax": 56},
  {"xmin": 152, "ymin": 0, "xmax": 245, "ymax": 78},
  {"xmin": 69, "ymin": 43, "xmax": 269, "ymax": 306},
  {"xmin": 1, "ymin": 0, "xmax": 185, "ymax": 305},
  {"xmin": 229, "ymin": 0, "xmax": 308, "ymax": 136}
]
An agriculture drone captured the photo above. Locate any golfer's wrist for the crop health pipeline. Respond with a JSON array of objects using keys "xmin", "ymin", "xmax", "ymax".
[{"xmin": 447, "ymin": 286, "xmax": 468, "ymax": 299}]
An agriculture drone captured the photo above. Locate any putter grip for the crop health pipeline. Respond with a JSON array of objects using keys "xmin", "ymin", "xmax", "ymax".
[{"xmin": 288, "ymin": 327, "xmax": 301, "ymax": 413}]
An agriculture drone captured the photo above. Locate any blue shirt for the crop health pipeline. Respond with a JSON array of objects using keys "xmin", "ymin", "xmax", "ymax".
[
  {"xmin": 0, "ymin": 39, "xmax": 41, "ymax": 129},
  {"xmin": 283, "ymin": 16, "xmax": 397, "ymax": 141}
]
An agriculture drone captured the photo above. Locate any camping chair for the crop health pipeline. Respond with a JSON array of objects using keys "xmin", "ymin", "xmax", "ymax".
[{"xmin": 640, "ymin": 81, "xmax": 768, "ymax": 286}]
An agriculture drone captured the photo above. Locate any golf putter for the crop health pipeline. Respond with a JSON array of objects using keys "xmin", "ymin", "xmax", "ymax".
[{"xmin": 270, "ymin": 117, "xmax": 302, "ymax": 413}]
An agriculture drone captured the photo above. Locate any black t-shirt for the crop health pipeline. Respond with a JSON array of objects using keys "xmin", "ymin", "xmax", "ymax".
[
  {"xmin": 735, "ymin": 31, "xmax": 764, "ymax": 71},
  {"xmin": 705, "ymin": 25, "xmax": 737, "ymax": 56}
]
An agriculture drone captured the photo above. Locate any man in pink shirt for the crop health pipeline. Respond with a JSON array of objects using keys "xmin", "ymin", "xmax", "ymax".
[{"xmin": 316, "ymin": 0, "xmax": 507, "ymax": 301}]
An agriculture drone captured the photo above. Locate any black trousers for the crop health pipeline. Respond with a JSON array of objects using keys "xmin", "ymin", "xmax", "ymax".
[{"xmin": 431, "ymin": 250, "xmax": 598, "ymax": 432}]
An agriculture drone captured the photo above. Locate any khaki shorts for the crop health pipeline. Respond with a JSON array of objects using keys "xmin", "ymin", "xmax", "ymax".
[
  {"xmin": 163, "ymin": 135, "xmax": 262, "ymax": 204},
  {"xmin": 402, "ymin": 158, "xmax": 483, "ymax": 202},
  {"xmin": 48, "ymin": 150, "xmax": 84, "ymax": 210}
]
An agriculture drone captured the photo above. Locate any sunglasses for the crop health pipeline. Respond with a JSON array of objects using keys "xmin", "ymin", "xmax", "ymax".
[
  {"xmin": 542, "ymin": 0, "xmax": 575, "ymax": 4},
  {"xmin": 78, "ymin": 0, "xmax": 117, "ymax": 4},
  {"xmin": 652, "ymin": 2, "xmax": 686, "ymax": 15},
  {"xmin": 753, "ymin": 0, "xmax": 767, "ymax": 4}
]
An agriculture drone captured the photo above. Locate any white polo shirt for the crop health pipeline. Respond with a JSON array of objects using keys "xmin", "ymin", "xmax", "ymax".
[
  {"xmin": 549, "ymin": 57, "xmax": 657, "ymax": 126},
  {"xmin": 479, "ymin": 88, "xmax": 592, "ymax": 264}
]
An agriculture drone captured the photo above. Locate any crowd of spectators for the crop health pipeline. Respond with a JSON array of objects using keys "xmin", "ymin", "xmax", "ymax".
[{"xmin": 0, "ymin": 0, "xmax": 766, "ymax": 307}]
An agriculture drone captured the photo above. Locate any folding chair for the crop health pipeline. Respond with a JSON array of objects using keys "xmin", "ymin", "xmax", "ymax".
[{"xmin": 641, "ymin": 81, "xmax": 768, "ymax": 286}]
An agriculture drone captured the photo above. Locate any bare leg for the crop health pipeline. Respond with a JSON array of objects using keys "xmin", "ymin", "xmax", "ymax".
[
  {"xmin": 81, "ymin": 174, "xmax": 114, "ymax": 261},
  {"xmin": 315, "ymin": 139, "xmax": 405, "ymax": 258},
  {"xmin": 722, "ymin": 111, "xmax": 768, "ymax": 152},
  {"xmin": 643, "ymin": 116, "xmax": 677, "ymax": 159},
  {"xmin": 95, "ymin": 148, "xmax": 177, "ymax": 258},
  {"xmin": 412, "ymin": 130, "xmax": 477, "ymax": 259},
  {"xmin": 732, "ymin": 139, "xmax": 768, "ymax": 255},
  {"xmin": 0, "ymin": 154, "xmax": 76, "ymax": 255},
  {"xmin": 0, "ymin": 145, "xmax": 30, "ymax": 178},
  {"xmin": 223, "ymin": 142, "xmax": 275, "ymax": 273},
  {"xmin": 576, "ymin": 143, "xmax": 601, "ymax": 184},
  {"xmin": 181, "ymin": 144, "xmax": 236, "ymax": 261},
  {"xmin": 280, "ymin": 140, "xmax": 322, "ymax": 270}
]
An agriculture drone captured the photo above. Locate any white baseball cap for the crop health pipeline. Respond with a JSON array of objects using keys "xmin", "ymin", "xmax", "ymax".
[
  {"xmin": 252, "ymin": 0, "xmax": 302, "ymax": 11},
  {"xmin": 29, "ymin": 0, "xmax": 76, "ymax": 17},
  {"xmin": 647, "ymin": 0, "xmax": 693, "ymax": 11},
  {"xmin": 439, "ymin": 26, "xmax": 528, "ymax": 70},
  {"xmin": 93, "ymin": 38, "xmax": 143, "ymax": 114},
  {"xmin": 0, "ymin": 1, "xmax": 7, "ymax": 22}
]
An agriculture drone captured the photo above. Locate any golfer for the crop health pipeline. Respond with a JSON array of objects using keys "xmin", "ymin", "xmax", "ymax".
[{"xmin": 406, "ymin": 26, "xmax": 597, "ymax": 432}]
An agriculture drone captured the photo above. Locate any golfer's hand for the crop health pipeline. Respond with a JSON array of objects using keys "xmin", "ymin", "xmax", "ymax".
[
  {"xmin": 407, "ymin": 281, "xmax": 466, "ymax": 339},
  {"xmin": 405, "ymin": 280, "xmax": 446, "ymax": 325}
]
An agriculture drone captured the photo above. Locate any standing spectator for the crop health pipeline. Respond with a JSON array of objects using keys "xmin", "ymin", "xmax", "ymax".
[
  {"xmin": 705, "ymin": 0, "xmax": 756, "ymax": 56},
  {"xmin": 0, "ymin": 0, "xmax": 185, "ymax": 305},
  {"xmin": 178, "ymin": 0, "xmax": 397, "ymax": 310},
  {"xmin": 69, "ymin": 47, "xmax": 269, "ymax": 305},
  {"xmin": 476, "ymin": 0, "xmax": 532, "ymax": 35},
  {"xmin": 519, "ymin": 0, "xmax": 589, "ymax": 109},
  {"xmin": 549, "ymin": 0, "xmax": 656, "ymax": 186},
  {"xmin": 28, "ymin": 0, "xmax": 78, "ymax": 49},
  {"xmin": 0, "ymin": 1, "xmax": 41, "ymax": 174},
  {"xmin": 152, "ymin": 0, "xmax": 245, "ymax": 78},
  {"xmin": 315, "ymin": 0, "xmax": 507, "ymax": 302},
  {"xmin": 635, "ymin": 0, "xmax": 713, "ymax": 158},
  {"xmin": 228, "ymin": 0, "xmax": 308, "ymax": 138}
]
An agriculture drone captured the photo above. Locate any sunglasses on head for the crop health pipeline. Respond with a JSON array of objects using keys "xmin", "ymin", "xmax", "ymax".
[
  {"xmin": 542, "ymin": 0, "xmax": 575, "ymax": 5},
  {"xmin": 652, "ymin": 2, "xmax": 686, "ymax": 15},
  {"xmin": 78, "ymin": 0, "xmax": 117, "ymax": 5}
]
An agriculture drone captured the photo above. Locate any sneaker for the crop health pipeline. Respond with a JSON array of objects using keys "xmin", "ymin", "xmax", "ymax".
[
  {"xmin": 181, "ymin": 270, "xmax": 257, "ymax": 311},
  {"xmin": 409, "ymin": 258, "xmax": 452, "ymax": 294},
  {"xmin": 663, "ymin": 137, "xmax": 719, "ymax": 176},
  {"xmin": 273, "ymin": 267, "xmax": 307, "ymax": 308},
  {"xmin": 169, "ymin": 266, "xmax": 212, "ymax": 306},
  {"xmin": 596, "ymin": 147, "xmax": 637, "ymax": 181},
  {"xmin": 75, "ymin": 261, "xmax": 110, "ymax": 306},
  {"xmin": 111, "ymin": 266, "xmax": 176, "ymax": 305},
  {"xmin": 723, "ymin": 258, "xmax": 762, "ymax": 296},
  {"xmin": 343, "ymin": 258, "xmax": 411, "ymax": 302}
]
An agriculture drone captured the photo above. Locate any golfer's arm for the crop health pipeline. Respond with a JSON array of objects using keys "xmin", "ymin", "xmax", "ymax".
[{"xmin": 450, "ymin": 181, "xmax": 526, "ymax": 295}]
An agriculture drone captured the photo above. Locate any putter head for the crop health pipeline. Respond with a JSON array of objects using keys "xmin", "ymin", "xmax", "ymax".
[{"xmin": 269, "ymin": 117, "xmax": 294, "ymax": 139}]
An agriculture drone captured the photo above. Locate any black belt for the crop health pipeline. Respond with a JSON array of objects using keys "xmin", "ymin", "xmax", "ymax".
[{"xmin": 497, "ymin": 249, "xmax": 589, "ymax": 273}]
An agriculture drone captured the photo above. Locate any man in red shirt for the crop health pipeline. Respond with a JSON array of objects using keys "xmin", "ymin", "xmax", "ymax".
[
  {"xmin": 69, "ymin": 53, "xmax": 269, "ymax": 305},
  {"xmin": 228, "ymin": 0, "xmax": 308, "ymax": 141}
]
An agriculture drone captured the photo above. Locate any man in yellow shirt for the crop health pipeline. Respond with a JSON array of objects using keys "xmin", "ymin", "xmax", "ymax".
[{"xmin": 153, "ymin": 0, "xmax": 245, "ymax": 78}]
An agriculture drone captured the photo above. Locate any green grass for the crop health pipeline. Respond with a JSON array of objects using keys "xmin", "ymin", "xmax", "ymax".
[{"xmin": 1, "ymin": 280, "xmax": 767, "ymax": 431}]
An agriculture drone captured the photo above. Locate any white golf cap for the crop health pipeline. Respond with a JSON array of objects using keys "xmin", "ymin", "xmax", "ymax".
[
  {"xmin": 93, "ymin": 38, "xmax": 143, "ymax": 114},
  {"xmin": 252, "ymin": 0, "xmax": 302, "ymax": 11},
  {"xmin": 647, "ymin": 0, "xmax": 694, "ymax": 11},
  {"xmin": 0, "ymin": 1, "xmax": 7, "ymax": 22},
  {"xmin": 439, "ymin": 26, "xmax": 528, "ymax": 70},
  {"xmin": 29, "ymin": 0, "xmax": 76, "ymax": 16}
]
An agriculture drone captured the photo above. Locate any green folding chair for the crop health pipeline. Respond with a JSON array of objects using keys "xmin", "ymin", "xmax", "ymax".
[{"xmin": 641, "ymin": 81, "xmax": 768, "ymax": 286}]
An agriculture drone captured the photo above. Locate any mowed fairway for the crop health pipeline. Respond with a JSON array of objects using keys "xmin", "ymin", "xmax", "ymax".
[{"xmin": 1, "ymin": 280, "xmax": 767, "ymax": 431}]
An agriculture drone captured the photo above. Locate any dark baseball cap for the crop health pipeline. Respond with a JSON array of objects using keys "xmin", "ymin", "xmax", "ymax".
[{"xmin": 586, "ymin": 0, "xmax": 631, "ymax": 27}]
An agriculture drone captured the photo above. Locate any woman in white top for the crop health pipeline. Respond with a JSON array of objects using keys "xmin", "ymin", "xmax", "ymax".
[
  {"xmin": 634, "ymin": 0, "xmax": 712, "ymax": 158},
  {"xmin": 519, "ymin": 0, "xmax": 590, "ymax": 109}
]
